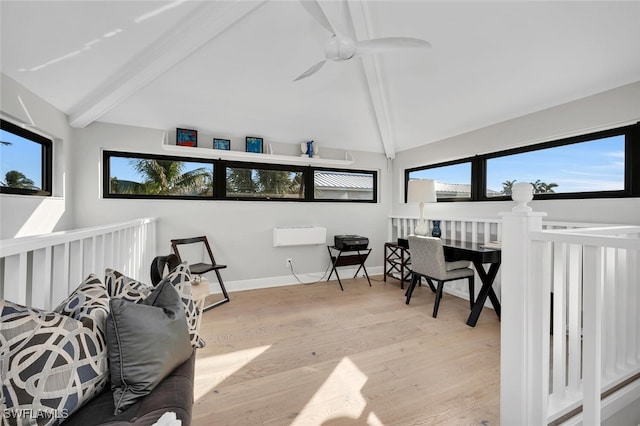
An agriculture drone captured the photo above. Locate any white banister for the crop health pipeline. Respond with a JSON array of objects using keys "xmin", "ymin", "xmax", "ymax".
[
  {"xmin": 0, "ymin": 217, "xmax": 157, "ymax": 310},
  {"xmin": 499, "ymin": 205, "xmax": 548, "ymax": 425},
  {"xmin": 501, "ymin": 194, "xmax": 640, "ymax": 425}
]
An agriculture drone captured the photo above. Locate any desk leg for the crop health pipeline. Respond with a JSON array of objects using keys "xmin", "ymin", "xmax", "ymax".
[
  {"xmin": 466, "ymin": 262, "xmax": 501, "ymax": 327},
  {"xmin": 327, "ymin": 247, "xmax": 345, "ymax": 291}
]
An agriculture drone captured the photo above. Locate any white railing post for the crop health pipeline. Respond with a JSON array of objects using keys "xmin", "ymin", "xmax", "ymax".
[{"xmin": 500, "ymin": 183, "xmax": 548, "ymax": 425}]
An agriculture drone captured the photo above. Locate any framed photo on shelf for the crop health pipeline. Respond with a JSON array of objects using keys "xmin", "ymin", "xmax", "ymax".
[
  {"xmin": 176, "ymin": 128, "xmax": 197, "ymax": 147},
  {"xmin": 245, "ymin": 137, "xmax": 263, "ymax": 153},
  {"xmin": 213, "ymin": 138, "xmax": 230, "ymax": 150}
]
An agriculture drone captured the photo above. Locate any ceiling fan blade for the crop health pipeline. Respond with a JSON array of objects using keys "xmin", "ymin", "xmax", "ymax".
[
  {"xmin": 355, "ymin": 37, "xmax": 432, "ymax": 57},
  {"xmin": 293, "ymin": 60, "xmax": 327, "ymax": 82},
  {"xmin": 299, "ymin": 0, "xmax": 335, "ymax": 35}
]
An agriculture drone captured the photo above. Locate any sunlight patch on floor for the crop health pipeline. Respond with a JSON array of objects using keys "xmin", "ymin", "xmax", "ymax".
[
  {"xmin": 292, "ymin": 357, "xmax": 381, "ymax": 425},
  {"xmin": 194, "ymin": 345, "xmax": 271, "ymax": 401}
]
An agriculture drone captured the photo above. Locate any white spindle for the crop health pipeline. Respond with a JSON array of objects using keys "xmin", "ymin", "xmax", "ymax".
[
  {"xmin": 484, "ymin": 222, "xmax": 491, "ymax": 244},
  {"xmin": 552, "ymin": 242, "xmax": 567, "ymax": 401},
  {"xmin": 31, "ymin": 248, "xmax": 48, "ymax": 309},
  {"xmin": 582, "ymin": 245, "xmax": 603, "ymax": 426}
]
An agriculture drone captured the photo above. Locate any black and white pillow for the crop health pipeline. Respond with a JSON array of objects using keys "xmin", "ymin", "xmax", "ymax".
[
  {"xmin": 1, "ymin": 299, "xmax": 108, "ymax": 426},
  {"xmin": 105, "ymin": 269, "xmax": 151, "ymax": 303},
  {"xmin": 105, "ymin": 263, "xmax": 204, "ymax": 349}
]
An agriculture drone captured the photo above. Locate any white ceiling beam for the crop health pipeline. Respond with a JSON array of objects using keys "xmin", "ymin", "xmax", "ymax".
[
  {"xmin": 347, "ymin": 0, "xmax": 396, "ymax": 160},
  {"xmin": 68, "ymin": 0, "xmax": 266, "ymax": 128}
]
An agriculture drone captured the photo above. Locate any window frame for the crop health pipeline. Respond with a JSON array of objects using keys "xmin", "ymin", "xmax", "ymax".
[
  {"xmin": 103, "ymin": 150, "xmax": 216, "ymax": 200},
  {"xmin": 222, "ymin": 161, "xmax": 308, "ymax": 201},
  {"xmin": 404, "ymin": 122, "xmax": 639, "ymax": 202},
  {"xmin": 310, "ymin": 166, "xmax": 378, "ymax": 203},
  {"xmin": 0, "ymin": 119, "xmax": 53, "ymax": 196},
  {"xmin": 405, "ymin": 157, "xmax": 475, "ymax": 202},
  {"xmin": 103, "ymin": 150, "xmax": 378, "ymax": 203}
]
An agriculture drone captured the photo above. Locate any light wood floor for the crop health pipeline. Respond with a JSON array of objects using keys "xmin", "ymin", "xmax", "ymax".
[{"xmin": 192, "ymin": 276, "xmax": 500, "ymax": 426}]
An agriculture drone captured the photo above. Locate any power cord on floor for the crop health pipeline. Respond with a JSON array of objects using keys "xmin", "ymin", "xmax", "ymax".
[{"xmin": 288, "ymin": 259, "xmax": 331, "ymax": 285}]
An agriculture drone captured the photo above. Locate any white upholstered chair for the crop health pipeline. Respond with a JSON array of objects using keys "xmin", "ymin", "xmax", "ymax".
[{"xmin": 406, "ymin": 235, "xmax": 475, "ymax": 318}]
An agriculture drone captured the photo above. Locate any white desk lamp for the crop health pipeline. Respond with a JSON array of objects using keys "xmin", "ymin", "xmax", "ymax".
[{"xmin": 407, "ymin": 179, "xmax": 437, "ymax": 236}]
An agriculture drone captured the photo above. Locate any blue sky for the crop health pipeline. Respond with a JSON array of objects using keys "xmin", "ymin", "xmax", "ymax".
[
  {"xmin": 0, "ymin": 129, "xmax": 43, "ymax": 187},
  {"xmin": 410, "ymin": 135, "xmax": 625, "ymax": 194}
]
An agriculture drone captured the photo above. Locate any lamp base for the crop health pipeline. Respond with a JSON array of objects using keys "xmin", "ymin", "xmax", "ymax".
[{"xmin": 415, "ymin": 221, "xmax": 429, "ymax": 236}]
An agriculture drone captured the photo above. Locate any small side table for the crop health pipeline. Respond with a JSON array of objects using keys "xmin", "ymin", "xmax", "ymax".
[
  {"xmin": 384, "ymin": 242, "xmax": 412, "ymax": 289},
  {"xmin": 190, "ymin": 280, "xmax": 211, "ymax": 334},
  {"xmin": 327, "ymin": 246, "xmax": 372, "ymax": 291}
]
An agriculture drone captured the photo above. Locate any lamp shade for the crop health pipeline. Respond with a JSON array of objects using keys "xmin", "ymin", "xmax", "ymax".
[{"xmin": 407, "ymin": 179, "xmax": 437, "ymax": 203}]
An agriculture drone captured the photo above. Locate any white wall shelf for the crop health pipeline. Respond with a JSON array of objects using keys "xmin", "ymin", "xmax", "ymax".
[{"xmin": 161, "ymin": 143, "xmax": 355, "ymax": 167}]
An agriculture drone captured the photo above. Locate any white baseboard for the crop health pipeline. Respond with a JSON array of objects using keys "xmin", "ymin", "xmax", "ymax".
[{"xmin": 207, "ymin": 265, "xmax": 384, "ymax": 293}]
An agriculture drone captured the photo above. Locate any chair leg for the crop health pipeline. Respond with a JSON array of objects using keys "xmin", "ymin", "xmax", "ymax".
[
  {"xmin": 425, "ymin": 277, "xmax": 437, "ymax": 293},
  {"xmin": 406, "ymin": 273, "xmax": 419, "ymax": 304},
  {"xmin": 203, "ymin": 269, "xmax": 230, "ymax": 312},
  {"xmin": 433, "ymin": 281, "xmax": 444, "ymax": 318},
  {"xmin": 468, "ymin": 274, "xmax": 475, "ymax": 310}
]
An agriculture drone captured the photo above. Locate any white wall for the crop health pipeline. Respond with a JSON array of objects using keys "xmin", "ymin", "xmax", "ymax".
[
  {"xmin": 0, "ymin": 74, "xmax": 74, "ymax": 238},
  {"xmin": 392, "ymin": 81, "xmax": 640, "ymax": 225},
  {"xmin": 71, "ymin": 122, "xmax": 391, "ymax": 289}
]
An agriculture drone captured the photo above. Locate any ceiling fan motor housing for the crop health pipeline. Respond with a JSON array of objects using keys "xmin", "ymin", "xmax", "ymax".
[{"xmin": 325, "ymin": 35, "xmax": 356, "ymax": 61}]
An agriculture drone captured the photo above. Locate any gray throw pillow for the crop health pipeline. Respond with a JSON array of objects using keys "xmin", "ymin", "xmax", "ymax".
[{"xmin": 106, "ymin": 280, "xmax": 192, "ymax": 414}]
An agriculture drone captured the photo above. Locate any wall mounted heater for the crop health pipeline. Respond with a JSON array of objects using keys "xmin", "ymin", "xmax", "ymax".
[{"xmin": 273, "ymin": 226, "xmax": 327, "ymax": 247}]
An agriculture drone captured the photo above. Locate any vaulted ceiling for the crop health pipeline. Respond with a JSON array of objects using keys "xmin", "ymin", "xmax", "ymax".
[{"xmin": 2, "ymin": 1, "xmax": 640, "ymax": 159}]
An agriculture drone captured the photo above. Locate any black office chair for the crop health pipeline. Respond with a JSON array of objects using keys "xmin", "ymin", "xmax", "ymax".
[{"xmin": 171, "ymin": 236, "xmax": 230, "ymax": 311}]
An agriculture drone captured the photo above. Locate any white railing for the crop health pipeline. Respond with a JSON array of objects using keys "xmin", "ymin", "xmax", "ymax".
[
  {"xmin": 0, "ymin": 218, "xmax": 157, "ymax": 310},
  {"xmin": 501, "ymin": 207, "xmax": 640, "ymax": 425},
  {"xmin": 389, "ymin": 216, "xmax": 502, "ymax": 303},
  {"xmin": 533, "ymin": 226, "xmax": 640, "ymax": 425}
]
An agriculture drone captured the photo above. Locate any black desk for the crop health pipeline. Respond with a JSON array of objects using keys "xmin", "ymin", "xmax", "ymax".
[
  {"xmin": 440, "ymin": 239, "xmax": 501, "ymax": 327},
  {"xmin": 327, "ymin": 246, "xmax": 372, "ymax": 291}
]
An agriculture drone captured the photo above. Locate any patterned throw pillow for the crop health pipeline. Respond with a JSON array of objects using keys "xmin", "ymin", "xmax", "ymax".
[
  {"xmin": 104, "ymin": 264, "xmax": 204, "ymax": 349},
  {"xmin": 0, "ymin": 300, "xmax": 108, "ymax": 426},
  {"xmin": 105, "ymin": 269, "xmax": 152, "ymax": 303},
  {"xmin": 54, "ymin": 274, "xmax": 109, "ymax": 335},
  {"xmin": 158, "ymin": 262, "xmax": 205, "ymax": 349}
]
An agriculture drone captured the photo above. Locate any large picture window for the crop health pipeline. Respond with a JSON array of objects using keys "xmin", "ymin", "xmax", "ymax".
[
  {"xmin": 103, "ymin": 151, "xmax": 377, "ymax": 203},
  {"xmin": 405, "ymin": 122, "xmax": 638, "ymax": 202},
  {"xmin": 486, "ymin": 133, "xmax": 626, "ymax": 198},
  {"xmin": 0, "ymin": 119, "xmax": 52, "ymax": 196}
]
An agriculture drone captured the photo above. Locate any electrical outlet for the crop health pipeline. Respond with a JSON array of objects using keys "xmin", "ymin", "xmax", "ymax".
[{"xmin": 286, "ymin": 258, "xmax": 292, "ymax": 268}]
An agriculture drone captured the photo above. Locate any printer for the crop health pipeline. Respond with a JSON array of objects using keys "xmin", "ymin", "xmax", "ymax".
[{"xmin": 334, "ymin": 235, "xmax": 369, "ymax": 250}]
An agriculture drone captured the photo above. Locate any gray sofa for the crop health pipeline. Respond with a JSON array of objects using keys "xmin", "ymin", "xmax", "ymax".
[
  {"xmin": 1, "ymin": 257, "xmax": 200, "ymax": 426},
  {"xmin": 62, "ymin": 352, "xmax": 194, "ymax": 426}
]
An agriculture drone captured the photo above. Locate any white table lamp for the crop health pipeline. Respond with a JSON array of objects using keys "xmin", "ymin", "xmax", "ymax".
[{"xmin": 407, "ymin": 179, "xmax": 437, "ymax": 236}]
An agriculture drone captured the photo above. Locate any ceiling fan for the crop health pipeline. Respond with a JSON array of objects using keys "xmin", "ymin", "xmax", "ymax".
[{"xmin": 294, "ymin": 0, "xmax": 431, "ymax": 81}]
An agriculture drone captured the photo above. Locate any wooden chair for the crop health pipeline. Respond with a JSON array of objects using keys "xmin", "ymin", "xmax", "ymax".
[
  {"xmin": 405, "ymin": 235, "xmax": 475, "ymax": 318},
  {"xmin": 171, "ymin": 236, "xmax": 230, "ymax": 311}
]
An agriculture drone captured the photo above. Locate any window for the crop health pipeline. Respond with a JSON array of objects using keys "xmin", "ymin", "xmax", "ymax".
[
  {"xmin": 406, "ymin": 160, "xmax": 472, "ymax": 201},
  {"xmin": 106, "ymin": 152, "xmax": 213, "ymax": 198},
  {"xmin": 404, "ymin": 122, "xmax": 639, "ymax": 202},
  {"xmin": 313, "ymin": 169, "xmax": 376, "ymax": 201},
  {"xmin": 0, "ymin": 119, "xmax": 52, "ymax": 196},
  {"xmin": 103, "ymin": 151, "xmax": 377, "ymax": 203},
  {"xmin": 226, "ymin": 165, "xmax": 304, "ymax": 199},
  {"xmin": 485, "ymin": 133, "xmax": 627, "ymax": 198}
]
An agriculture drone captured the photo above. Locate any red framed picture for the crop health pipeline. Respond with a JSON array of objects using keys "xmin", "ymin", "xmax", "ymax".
[{"xmin": 177, "ymin": 128, "xmax": 197, "ymax": 147}]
